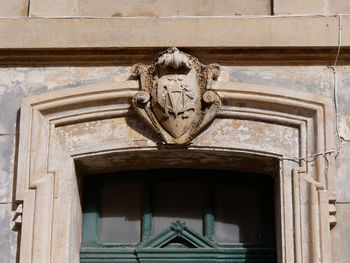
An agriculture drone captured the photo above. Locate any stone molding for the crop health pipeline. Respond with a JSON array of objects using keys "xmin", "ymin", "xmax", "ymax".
[
  {"xmin": 0, "ymin": 47, "xmax": 348, "ymax": 67},
  {"xmin": 15, "ymin": 69, "xmax": 336, "ymax": 262}
]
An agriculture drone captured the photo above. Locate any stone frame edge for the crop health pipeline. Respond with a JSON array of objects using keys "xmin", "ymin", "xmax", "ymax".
[{"xmin": 14, "ymin": 80, "xmax": 336, "ymax": 263}]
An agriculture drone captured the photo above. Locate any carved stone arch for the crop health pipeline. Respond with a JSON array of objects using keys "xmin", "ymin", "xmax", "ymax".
[{"xmin": 15, "ymin": 62, "xmax": 336, "ymax": 262}]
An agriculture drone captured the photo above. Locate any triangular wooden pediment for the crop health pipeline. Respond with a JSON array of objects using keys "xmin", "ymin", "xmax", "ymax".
[{"xmin": 137, "ymin": 220, "xmax": 217, "ymax": 249}]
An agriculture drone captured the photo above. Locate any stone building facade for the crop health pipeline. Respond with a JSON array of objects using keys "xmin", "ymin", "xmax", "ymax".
[{"xmin": 1, "ymin": 0, "xmax": 350, "ymax": 262}]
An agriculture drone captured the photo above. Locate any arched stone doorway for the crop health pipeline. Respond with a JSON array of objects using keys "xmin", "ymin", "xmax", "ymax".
[{"xmin": 15, "ymin": 51, "xmax": 336, "ymax": 263}]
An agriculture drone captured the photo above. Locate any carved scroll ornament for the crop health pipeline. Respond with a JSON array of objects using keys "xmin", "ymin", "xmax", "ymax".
[{"xmin": 132, "ymin": 47, "xmax": 221, "ymax": 144}]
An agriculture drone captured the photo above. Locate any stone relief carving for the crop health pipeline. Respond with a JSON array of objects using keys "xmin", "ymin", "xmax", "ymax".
[
  {"xmin": 16, "ymin": 76, "xmax": 337, "ymax": 262},
  {"xmin": 132, "ymin": 47, "xmax": 221, "ymax": 144}
]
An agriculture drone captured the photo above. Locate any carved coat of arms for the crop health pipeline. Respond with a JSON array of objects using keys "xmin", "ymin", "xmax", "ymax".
[{"xmin": 132, "ymin": 47, "xmax": 221, "ymax": 144}]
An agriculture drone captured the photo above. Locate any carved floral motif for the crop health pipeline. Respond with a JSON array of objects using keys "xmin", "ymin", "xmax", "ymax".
[{"xmin": 132, "ymin": 47, "xmax": 221, "ymax": 144}]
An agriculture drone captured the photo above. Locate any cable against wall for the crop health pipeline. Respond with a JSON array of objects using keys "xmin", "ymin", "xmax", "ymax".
[
  {"xmin": 328, "ymin": 15, "xmax": 343, "ymax": 159},
  {"xmin": 282, "ymin": 15, "xmax": 343, "ymax": 164}
]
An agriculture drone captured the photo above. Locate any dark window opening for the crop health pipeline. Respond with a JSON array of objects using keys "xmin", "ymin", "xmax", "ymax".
[{"xmin": 80, "ymin": 169, "xmax": 276, "ymax": 262}]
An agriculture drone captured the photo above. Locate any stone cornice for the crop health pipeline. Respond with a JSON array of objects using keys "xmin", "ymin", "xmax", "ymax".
[
  {"xmin": 2, "ymin": 15, "xmax": 350, "ymax": 65},
  {"xmin": 0, "ymin": 47, "xmax": 349, "ymax": 66}
]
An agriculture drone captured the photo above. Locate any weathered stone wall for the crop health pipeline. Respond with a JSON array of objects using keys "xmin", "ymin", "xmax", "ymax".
[
  {"xmin": 0, "ymin": 65, "xmax": 349, "ymax": 262},
  {"xmin": 0, "ymin": 1, "xmax": 350, "ymax": 261}
]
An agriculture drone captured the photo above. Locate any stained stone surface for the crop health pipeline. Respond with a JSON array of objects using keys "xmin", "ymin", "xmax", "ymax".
[
  {"xmin": 336, "ymin": 143, "xmax": 350, "ymax": 202},
  {"xmin": 0, "ymin": 204, "xmax": 18, "ymax": 263},
  {"xmin": 194, "ymin": 118, "xmax": 299, "ymax": 156},
  {"xmin": 332, "ymin": 203, "xmax": 350, "ymax": 263},
  {"xmin": 336, "ymin": 67, "xmax": 350, "ymax": 114},
  {"xmin": 222, "ymin": 66, "xmax": 332, "ymax": 97},
  {"xmin": 0, "ymin": 135, "xmax": 15, "ymax": 203},
  {"xmin": 0, "ymin": 67, "xmax": 130, "ymax": 134}
]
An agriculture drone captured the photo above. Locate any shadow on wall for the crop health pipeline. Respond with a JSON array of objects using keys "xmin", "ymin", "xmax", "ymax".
[{"xmin": 11, "ymin": 109, "xmax": 21, "ymax": 263}]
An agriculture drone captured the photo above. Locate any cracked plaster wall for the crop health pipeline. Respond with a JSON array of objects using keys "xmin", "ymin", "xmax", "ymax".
[{"xmin": 0, "ymin": 65, "xmax": 349, "ymax": 262}]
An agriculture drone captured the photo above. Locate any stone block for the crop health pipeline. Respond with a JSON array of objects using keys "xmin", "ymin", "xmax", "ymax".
[
  {"xmin": 80, "ymin": 0, "xmax": 271, "ymax": 17},
  {"xmin": 0, "ymin": 0, "xmax": 29, "ymax": 17},
  {"xmin": 273, "ymin": 0, "xmax": 326, "ymax": 14},
  {"xmin": 273, "ymin": 0, "xmax": 327, "ymax": 15},
  {"xmin": 29, "ymin": 0, "xmax": 78, "ymax": 16},
  {"xmin": 332, "ymin": 203, "xmax": 350, "ymax": 263},
  {"xmin": 328, "ymin": 0, "xmax": 350, "ymax": 14},
  {"xmin": 0, "ymin": 17, "xmax": 339, "ymax": 49},
  {"xmin": 0, "ymin": 136, "xmax": 15, "ymax": 203},
  {"xmin": 336, "ymin": 143, "xmax": 350, "ymax": 202},
  {"xmin": 0, "ymin": 204, "xmax": 17, "ymax": 263}
]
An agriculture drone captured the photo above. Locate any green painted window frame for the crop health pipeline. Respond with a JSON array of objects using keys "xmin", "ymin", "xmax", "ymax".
[{"xmin": 80, "ymin": 170, "xmax": 276, "ymax": 262}]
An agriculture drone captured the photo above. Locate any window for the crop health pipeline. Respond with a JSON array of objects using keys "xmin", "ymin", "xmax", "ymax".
[{"xmin": 80, "ymin": 170, "xmax": 276, "ymax": 262}]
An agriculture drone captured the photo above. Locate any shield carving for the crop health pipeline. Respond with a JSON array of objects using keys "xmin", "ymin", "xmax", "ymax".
[
  {"xmin": 132, "ymin": 47, "xmax": 221, "ymax": 144},
  {"xmin": 152, "ymin": 71, "xmax": 201, "ymax": 138}
]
